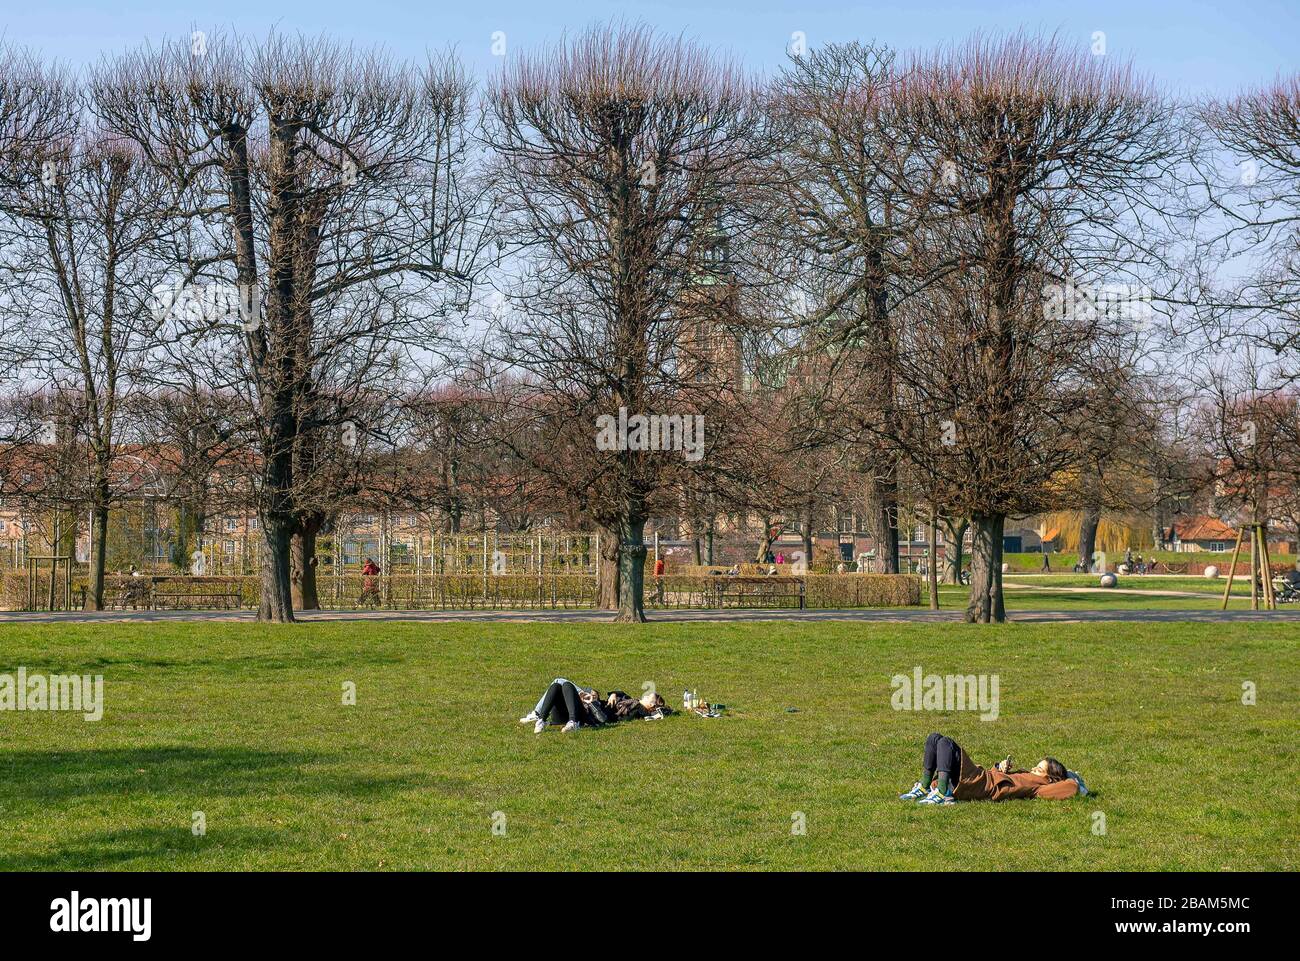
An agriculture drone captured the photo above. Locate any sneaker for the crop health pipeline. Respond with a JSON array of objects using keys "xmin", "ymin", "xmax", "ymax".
[
  {"xmin": 533, "ymin": 718, "xmax": 546, "ymax": 735},
  {"xmin": 898, "ymin": 781, "xmax": 928, "ymax": 800},
  {"xmin": 917, "ymin": 789, "xmax": 955, "ymax": 806},
  {"xmin": 561, "ymin": 720, "xmax": 580, "ymax": 733},
  {"xmin": 519, "ymin": 711, "xmax": 539, "ymax": 724}
]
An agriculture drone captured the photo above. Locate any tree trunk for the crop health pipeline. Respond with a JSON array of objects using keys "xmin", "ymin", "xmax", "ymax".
[
  {"xmin": 865, "ymin": 479, "xmax": 899, "ymax": 573},
  {"xmin": 598, "ymin": 522, "xmax": 620, "ymax": 609},
  {"xmin": 85, "ymin": 499, "xmax": 110, "ymax": 611},
  {"xmin": 290, "ymin": 513, "xmax": 323, "ymax": 610},
  {"xmin": 940, "ymin": 516, "xmax": 968, "ymax": 584},
  {"xmin": 927, "ymin": 506, "xmax": 940, "ymax": 611},
  {"xmin": 1078, "ymin": 506, "xmax": 1101, "ymax": 572},
  {"xmin": 259, "ymin": 514, "xmax": 295, "ymax": 622},
  {"xmin": 755, "ymin": 518, "xmax": 777, "ymax": 564},
  {"xmin": 614, "ymin": 515, "xmax": 647, "ymax": 622},
  {"xmin": 965, "ymin": 512, "xmax": 1006, "ymax": 624}
]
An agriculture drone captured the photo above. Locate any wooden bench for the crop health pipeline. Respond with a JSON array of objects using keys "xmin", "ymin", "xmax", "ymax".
[
  {"xmin": 151, "ymin": 590, "xmax": 242, "ymax": 610},
  {"xmin": 145, "ymin": 576, "xmax": 243, "ymax": 611},
  {"xmin": 709, "ymin": 576, "xmax": 805, "ymax": 609},
  {"xmin": 109, "ymin": 579, "xmax": 152, "ymax": 610}
]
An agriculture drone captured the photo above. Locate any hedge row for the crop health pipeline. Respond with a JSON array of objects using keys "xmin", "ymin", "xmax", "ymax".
[{"xmin": 3, "ymin": 570, "xmax": 920, "ymax": 610}]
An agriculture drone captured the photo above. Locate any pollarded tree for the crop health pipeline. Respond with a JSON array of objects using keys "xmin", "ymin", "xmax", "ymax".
[
  {"xmin": 94, "ymin": 34, "xmax": 488, "ymax": 620},
  {"xmin": 878, "ymin": 35, "xmax": 1172, "ymax": 622},
  {"xmin": 760, "ymin": 41, "xmax": 920, "ymax": 573},
  {"xmin": 483, "ymin": 24, "xmax": 771, "ymax": 621},
  {"xmin": 0, "ymin": 55, "xmax": 178, "ymax": 609},
  {"xmin": 1196, "ymin": 76, "xmax": 1300, "ymax": 384}
]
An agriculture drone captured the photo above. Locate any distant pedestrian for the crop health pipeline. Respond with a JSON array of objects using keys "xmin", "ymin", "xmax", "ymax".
[
  {"xmin": 359, "ymin": 557, "xmax": 381, "ymax": 607},
  {"xmin": 1040, "ymin": 553, "xmax": 1051, "ymax": 572}
]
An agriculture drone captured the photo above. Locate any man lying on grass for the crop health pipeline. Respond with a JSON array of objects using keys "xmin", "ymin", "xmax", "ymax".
[
  {"xmin": 900, "ymin": 732, "xmax": 1088, "ymax": 805},
  {"xmin": 519, "ymin": 678, "xmax": 669, "ymax": 733}
]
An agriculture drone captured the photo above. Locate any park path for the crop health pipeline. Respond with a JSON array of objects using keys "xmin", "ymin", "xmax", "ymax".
[
  {"xmin": 1, "ymin": 607, "xmax": 1297, "ymax": 624},
  {"xmin": 1002, "ymin": 582, "xmax": 1222, "ymax": 598}
]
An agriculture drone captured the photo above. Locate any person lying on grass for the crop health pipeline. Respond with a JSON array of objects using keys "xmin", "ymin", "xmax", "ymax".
[
  {"xmin": 518, "ymin": 678, "xmax": 670, "ymax": 734},
  {"xmin": 899, "ymin": 732, "xmax": 1087, "ymax": 805}
]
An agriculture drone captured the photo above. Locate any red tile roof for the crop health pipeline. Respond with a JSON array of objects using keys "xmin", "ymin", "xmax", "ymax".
[{"xmin": 1168, "ymin": 515, "xmax": 1237, "ymax": 543}]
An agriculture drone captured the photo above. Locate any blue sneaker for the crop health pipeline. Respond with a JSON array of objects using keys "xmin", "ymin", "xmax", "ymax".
[
  {"xmin": 917, "ymin": 788, "xmax": 955, "ymax": 805},
  {"xmin": 899, "ymin": 781, "xmax": 929, "ymax": 800}
]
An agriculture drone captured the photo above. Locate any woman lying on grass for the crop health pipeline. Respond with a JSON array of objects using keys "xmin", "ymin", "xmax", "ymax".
[
  {"xmin": 899, "ymin": 732, "xmax": 1087, "ymax": 805},
  {"xmin": 519, "ymin": 678, "xmax": 669, "ymax": 733}
]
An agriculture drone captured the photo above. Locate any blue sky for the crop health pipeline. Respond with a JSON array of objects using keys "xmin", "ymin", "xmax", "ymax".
[{"xmin": 4, "ymin": 0, "xmax": 1297, "ymax": 96}]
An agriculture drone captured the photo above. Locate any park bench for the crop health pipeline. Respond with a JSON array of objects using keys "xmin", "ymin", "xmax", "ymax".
[
  {"xmin": 709, "ymin": 575, "xmax": 806, "ymax": 609},
  {"xmin": 144, "ymin": 577, "xmax": 243, "ymax": 611},
  {"xmin": 108, "ymin": 578, "xmax": 152, "ymax": 610}
]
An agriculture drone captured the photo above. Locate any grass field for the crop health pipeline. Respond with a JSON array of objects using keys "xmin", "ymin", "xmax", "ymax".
[
  {"xmin": 1003, "ymin": 574, "xmax": 1265, "ymax": 593},
  {"xmin": 938, "ymin": 582, "xmax": 1268, "ymax": 610},
  {"xmin": 1, "ymin": 619, "xmax": 1295, "ymax": 871}
]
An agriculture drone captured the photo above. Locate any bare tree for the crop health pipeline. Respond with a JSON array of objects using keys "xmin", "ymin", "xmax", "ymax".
[
  {"xmin": 95, "ymin": 33, "xmax": 487, "ymax": 620},
  {"xmin": 761, "ymin": 41, "xmax": 919, "ymax": 573},
  {"xmin": 0, "ymin": 54, "xmax": 180, "ymax": 608},
  {"xmin": 1195, "ymin": 77, "xmax": 1300, "ymax": 383},
  {"xmin": 482, "ymin": 24, "xmax": 770, "ymax": 621},
  {"xmin": 853, "ymin": 35, "xmax": 1170, "ymax": 621}
]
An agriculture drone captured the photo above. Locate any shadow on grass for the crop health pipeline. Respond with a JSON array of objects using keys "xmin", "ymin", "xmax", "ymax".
[
  {"xmin": 24, "ymin": 651, "xmax": 409, "ymax": 675},
  {"xmin": 0, "ymin": 744, "xmax": 454, "ymax": 804},
  {"xmin": 0, "ymin": 825, "xmax": 285, "ymax": 871},
  {"xmin": 0, "ymin": 745, "xmax": 474, "ymax": 869}
]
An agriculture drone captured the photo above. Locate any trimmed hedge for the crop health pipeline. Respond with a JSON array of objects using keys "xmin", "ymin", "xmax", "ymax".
[
  {"xmin": 1003, "ymin": 550, "xmax": 1298, "ymax": 574},
  {"xmin": 3, "ymin": 570, "xmax": 921, "ymax": 610},
  {"xmin": 803, "ymin": 573, "xmax": 922, "ymax": 607}
]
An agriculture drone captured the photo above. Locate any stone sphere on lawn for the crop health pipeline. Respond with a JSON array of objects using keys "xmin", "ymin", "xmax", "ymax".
[
  {"xmin": 1099, "ymin": 572, "xmax": 1118, "ymax": 588},
  {"xmin": 1204, "ymin": 565, "xmax": 1219, "ymax": 579}
]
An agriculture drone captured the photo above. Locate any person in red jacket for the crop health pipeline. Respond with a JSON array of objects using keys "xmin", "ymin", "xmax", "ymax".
[
  {"xmin": 899, "ymin": 732, "xmax": 1084, "ymax": 805},
  {"xmin": 359, "ymin": 557, "xmax": 381, "ymax": 607}
]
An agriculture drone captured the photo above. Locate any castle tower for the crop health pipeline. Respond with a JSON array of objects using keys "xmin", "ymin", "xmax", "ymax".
[{"xmin": 678, "ymin": 215, "xmax": 744, "ymax": 389}]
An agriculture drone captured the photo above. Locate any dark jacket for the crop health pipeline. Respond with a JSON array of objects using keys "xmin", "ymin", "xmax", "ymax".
[
  {"xmin": 568, "ymin": 688, "xmax": 609, "ymax": 725},
  {"xmin": 603, "ymin": 691, "xmax": 672, "ymax": 722}
]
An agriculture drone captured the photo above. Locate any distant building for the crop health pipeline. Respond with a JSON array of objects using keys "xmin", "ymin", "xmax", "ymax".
[{"xmin": 1164, "ymin": 515, "xmax": 1238, "ymax": 552}]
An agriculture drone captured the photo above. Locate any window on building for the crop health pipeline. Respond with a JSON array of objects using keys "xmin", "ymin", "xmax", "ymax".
[{"xmin": 224, "ymin": 517, "xmax": 237, "ymax": 531}]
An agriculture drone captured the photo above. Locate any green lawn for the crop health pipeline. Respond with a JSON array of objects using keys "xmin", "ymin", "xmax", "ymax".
[
  {"xmin": 1003, "ymin": 574, "xmax": 1264, "ymax": 594},
  {"xmin": 0, "ymin": 620, "xmax": 1295, "ymax": 870},
  {"xmin": 937, "ymin": 583, "xmax": 1265, "ymax": 610}
]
